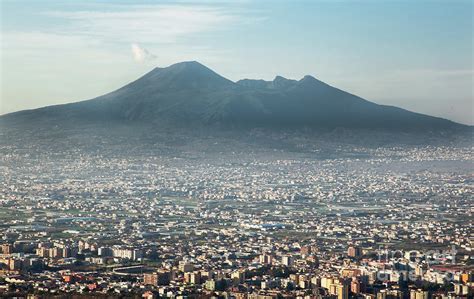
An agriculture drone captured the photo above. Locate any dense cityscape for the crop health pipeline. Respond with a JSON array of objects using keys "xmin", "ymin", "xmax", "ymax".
[
  {"xmin": 1, "ymin": 0, "xmax": 473, "ymax": 298},
  {"xmin": 0, "ymin": 141, "xmax": 472, "ymax": 298}
]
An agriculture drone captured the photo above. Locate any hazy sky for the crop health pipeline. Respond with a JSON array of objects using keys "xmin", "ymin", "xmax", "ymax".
[{"xmin": 1, "ymin": 0, "xmax": 472, "ymax": 124}]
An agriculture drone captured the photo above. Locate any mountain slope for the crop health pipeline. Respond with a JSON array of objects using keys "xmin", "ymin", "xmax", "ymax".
[{"xmin": 0, "ymin": 61, "xmax": 466, "ymax": 131}]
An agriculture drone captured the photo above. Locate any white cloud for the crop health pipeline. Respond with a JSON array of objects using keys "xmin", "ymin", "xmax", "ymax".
[
  {"xmin": 131, "ymin": 43, "xmax": 156, "ymax": 63},
  {"xmin": 45, "ymin": 5, "xmax": 241, "ymax": 44}
]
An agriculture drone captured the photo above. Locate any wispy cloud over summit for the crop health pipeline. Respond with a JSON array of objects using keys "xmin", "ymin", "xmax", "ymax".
[{"xmin": 131, "ymin": 43, "xmax": 157, "ymax": 63}]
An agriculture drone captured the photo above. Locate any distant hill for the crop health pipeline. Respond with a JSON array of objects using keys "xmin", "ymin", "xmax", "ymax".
[{"xmin": 0, "ymin": 61, "xmax": 468, "ymax": 133}]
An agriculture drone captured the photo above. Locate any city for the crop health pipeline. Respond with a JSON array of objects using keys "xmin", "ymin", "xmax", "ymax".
[{"xmin": 0, "ymin": 141, "xmax": 472, "ymax": 298}]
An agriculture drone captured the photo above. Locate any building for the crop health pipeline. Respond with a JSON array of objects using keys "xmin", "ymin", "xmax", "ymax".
[
  {"xmin": 50, "ymin": 247, "xmax": 63, "ymax": 259},
  {"xmin": 205, "ymin": 279, "xmax": 226, "ymax": 291},
  {"xmin": 300, "ymin": 246, "xmax": 312, "ymax": 256},
  {"xmin": 453, "ymin": 283, "xmax": 471, "ymax": 296},
  {"xmin": 142, "ymin": 291, "xmax": 157, "ymax": 299},
  {"xmin": 410, "ymin": 289, "xmax": 429, "ymax": 299},
  {"xmin": 341, "ymin": 268, "xmax": 362, "ymax": 278},
  {"xmin": 62, "ymin": 247, "xmax": 72, "ymax": 258},
  {"xmin": 1, "ymin": 244, "xmax": 13, "ymax": 255},
  {"xmin": 184, "ymin": 271, "xmax": 201, "ymax": 284},
  {"xmin": 36, "ymin": 247, "xmax": 49, "ymax": 258},
  {"xmin": 178, "ymin": 261, "xmax": 194, "ymax": 272},
  {"xmin": 460, "ymin": 272, "xmax": 473, "ymax": 283},
  {"xmin": 347, "ymin": 246, "xmax": 361, "ymax": 258},
  {"xmin": 378, "ymin": 289, "xmax": 403, "ymax": 299},
  {"xmin": 98, "ymin": 247, "xmax": 113, "ymax": 257},
  {"xmin": 321, "ymin": 277, "xmax": 335, "ymax": 289},
  {"xmin": 259, "ymin": 253, "xmax": 273, "ymax": 265},
  {"xmin": 231, "ymin": 270, "xmax": 246, "ymax": 284},
  {"xmin": 337, "ymin": 283, "xmax": 349, "ymax": 299},
  {"xmin": 112, "ymin": 248, "xmax": 143, "ymax": 261},
  {"xmin": 143, "ymin": 269, "xmax": 171, "ymax": 286},
  {"xmin": 190, "ymin": 272, "xmax": 201, "ymax": 284},
  {"xmin": 282, "ymin": 255, "xmax": 294, "ymax": 267},
  {"xmin": 351, "ymin": 279, "xmax": 360, "ymax": 294}
]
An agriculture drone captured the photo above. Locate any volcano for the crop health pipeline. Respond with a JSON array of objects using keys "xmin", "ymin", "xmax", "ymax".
[{"xmin": 0, "ymin": 61, "xmax": 466, "ymax": 132}]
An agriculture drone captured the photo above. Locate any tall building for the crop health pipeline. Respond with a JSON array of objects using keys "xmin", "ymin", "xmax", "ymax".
[
  {"xmin": 62, "ymin": 247, "xmax": 72, "ymax": 258},
  {"xmin": 410, "ymin": 289, "xmax": 429, "ymax": 299},
  {"xmin": 454, "ymin": 283, "xmax": 471, "ymax": 296},
  {"xmin": 8, "ymin": 258, "xmax": 22, "ymax": 271},
  {"xmin": 299, "ymin": 279, "xmax": 310, "ymax": 289},
  {"xmin": 341, "ymin": 268, "xmax": 362, "ymax": 278},
  {"xmin": 259, "ymin": 253, "xmax": 273, "ymax": 265},
  {"xmin": 310, "ymin": 276, "xmax": 320, "ymax": 288},
  {"xmin": 184, "ymin": 272, "xmax": 201, "ymax": 284},
  {"xmin": 231, "ymin": 270, "xmax": 246, "ymax": 284},
  {"xmin": 289, "ymin": 274, "xmax": 300, "ymax": 285},
  {"xmin": 347, "ymin": 246, "xmax": 361, "ymax": 258},
  {"xmin": 184, "ymin": 272, "xmax": 192, "ymax": 284},
  {"xmin": 282, "ymin": 255, "xmax": 294, "ymax": 267},
  {"xmin": 143, "ymin": 269, "xmax": 171, "ymax": 286},
  {"xmin": 50, "ymin": 247, "xmax": 63, "ymax": 259},
  {"xmin": 205, "ymin": 279, "xmax": 225, "ymax": 291},
  {"xmin": 337, "ymin": 284, "xmax": 349, "ymax": 299},
  {"xmin": 1, "ymin": 244, "xmax": 13, "ymax": 254},
  {"xmin": 378, "ymin": 289, "xmax": 403, "ymax": 299},
  {"xmin": 351, "ymin": 279, "xmax": 360, "ymax": 294},
  {"xmin": 98, "ymin": 247, "xmax": 113, "ymax": 257},
  {"xmin": 179, "ymin": 261, "xmax": 194, "ymax": 272},
  {"xmin": 300, "ymin": 246, "xmax": 312, "ymax": 256},
  {"xmin": 142, "ymin": 291, "xmax": 156, "ymax": 299},
  {"xmin": 205, "ymin": 279, "xmax": 216, "ymax": 291},
  {"xmin": 36, "ymin": 247, "xmax": 49, "ymax": 258},
  {"xmin": 321, "ymin": 277, "xmax": 335, "ymax": 289},
  {"xmin": 461, "ymin": 272, "xmax": 473, "ymax": 283},
  {"xmin": 111, "ymin": 248, "xmax": 143, "ymax": 261},
  {"xmin": 190, "ymin": 272, "xmax": 201, "ymax": 284}
]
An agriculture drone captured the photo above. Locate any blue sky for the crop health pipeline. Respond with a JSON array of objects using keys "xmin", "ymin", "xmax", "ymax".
[{"xmin": 1, "ymin": 0, "xmax": 472, "ymax": 124}]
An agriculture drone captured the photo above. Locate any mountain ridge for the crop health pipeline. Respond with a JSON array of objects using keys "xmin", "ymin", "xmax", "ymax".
[{"xmin": 0, "ymin": 61, "xmax": 469, "ymax": 132}]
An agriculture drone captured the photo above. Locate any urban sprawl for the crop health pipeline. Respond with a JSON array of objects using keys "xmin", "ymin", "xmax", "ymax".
[{"xmin": 0, "ymin": 143, "xmax": 473, "ymax": 298}]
